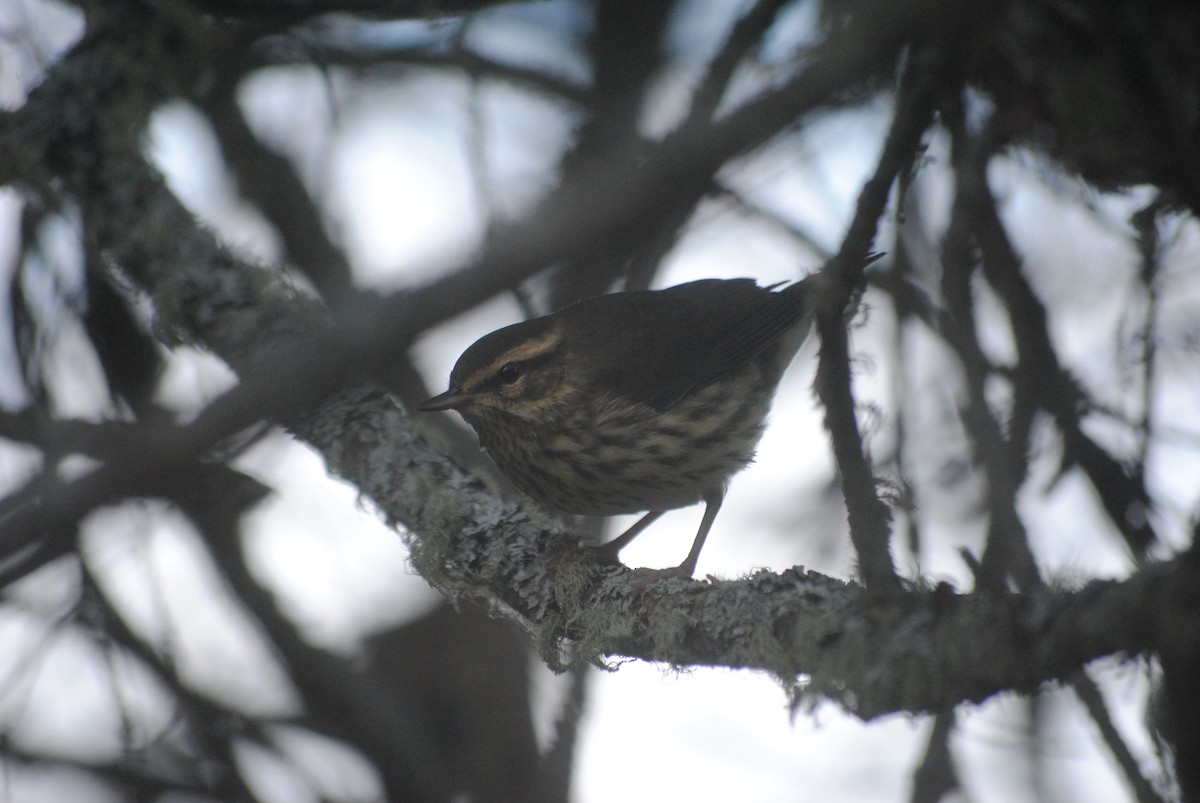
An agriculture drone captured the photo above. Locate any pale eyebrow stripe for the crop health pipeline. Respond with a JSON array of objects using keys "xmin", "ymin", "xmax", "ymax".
[{"xmin": 461, "ymin": 329, "xmax": 561, "ymax": 389}]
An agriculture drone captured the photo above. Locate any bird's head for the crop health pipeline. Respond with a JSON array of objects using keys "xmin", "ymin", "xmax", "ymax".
[{"xmin": 420, "ymin": 316, "xmax": 572, "ymax": 424}]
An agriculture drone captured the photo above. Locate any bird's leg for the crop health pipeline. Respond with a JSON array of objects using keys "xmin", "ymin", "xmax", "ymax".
[
  {"xmin": 586, "ymin": 510, "xmax": 664, "ymax": 564},
  {"xmin": 586, "ymin": 494, "xmax": 725, "ymax": 581},
  {"xmin": 672, "ymin": 492, "xmax": 723, "ymax": 578}
]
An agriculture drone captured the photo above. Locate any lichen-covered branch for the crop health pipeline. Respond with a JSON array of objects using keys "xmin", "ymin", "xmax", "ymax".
[{"xmin": 306, "ymin": 383, "xmax": 1178, "ymax": 719}]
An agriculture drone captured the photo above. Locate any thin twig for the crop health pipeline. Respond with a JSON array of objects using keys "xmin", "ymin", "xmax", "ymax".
[
  {"xmin": 811, "ymin": 35, "xmax": 952, "ymax": 594},
  {"xmin": 1070, "ymin": 671, "xmax": 1165, "ymax": 803}
]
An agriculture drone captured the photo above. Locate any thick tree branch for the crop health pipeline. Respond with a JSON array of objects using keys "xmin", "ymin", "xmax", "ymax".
[{"xmin": 307, "ymin": 384, "xmax": 1185, "ymax": 719}]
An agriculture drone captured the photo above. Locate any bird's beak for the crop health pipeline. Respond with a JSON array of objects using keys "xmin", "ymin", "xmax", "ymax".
[{"xmin": 419, "ymin": 388, "xmax": 477, "ymax": 411}]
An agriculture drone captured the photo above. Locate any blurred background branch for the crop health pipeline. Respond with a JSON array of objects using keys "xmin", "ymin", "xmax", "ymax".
[{"xmin": 0, "ymin": 0, "xmax": 1197, "ymax": 800}]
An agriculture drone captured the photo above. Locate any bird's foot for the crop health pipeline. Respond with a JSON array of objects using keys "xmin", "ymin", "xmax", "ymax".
[{"xmin": 581, "ymin": 542, "xmax": 623, "ymax": 566}]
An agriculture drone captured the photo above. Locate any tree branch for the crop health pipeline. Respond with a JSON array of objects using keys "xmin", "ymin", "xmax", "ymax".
[
  {"xmin": 305, "ymin": 384, "xmax": 1185, "ymax": 719},
  {"xmin": 810, "ymin": 32, "xmax": 954, "ymax": 595}
]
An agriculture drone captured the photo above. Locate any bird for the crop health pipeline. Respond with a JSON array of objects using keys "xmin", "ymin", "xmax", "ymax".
[{"xmin": 419, "ymin": 276, "xmax": 817, "ymax": 578}]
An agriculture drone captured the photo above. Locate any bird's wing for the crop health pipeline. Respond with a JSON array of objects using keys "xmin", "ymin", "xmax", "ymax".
[{"xmin": 566, "ymin": 279, "xmax": 808, "ymax": 410}]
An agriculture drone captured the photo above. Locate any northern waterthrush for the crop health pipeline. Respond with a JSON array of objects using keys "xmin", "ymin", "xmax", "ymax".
[{"xmin": 420, "ymin": 277, "xmax": 814, "ymax": 577}]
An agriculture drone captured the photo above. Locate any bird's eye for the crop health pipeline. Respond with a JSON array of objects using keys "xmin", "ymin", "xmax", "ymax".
[{"xmin": 497, "ymin": 361, "xmax": 522, "ymax": 385}]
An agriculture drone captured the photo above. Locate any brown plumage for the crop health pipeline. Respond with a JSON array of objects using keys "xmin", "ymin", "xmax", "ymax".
[{"xmin": 421, "ymin": 277, "xmax": 813, "ymax": 577}]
